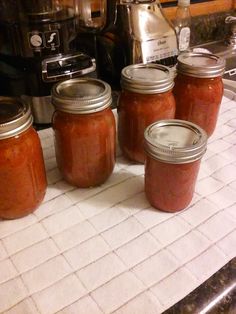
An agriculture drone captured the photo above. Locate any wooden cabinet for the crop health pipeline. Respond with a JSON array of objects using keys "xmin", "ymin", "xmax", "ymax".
[{"xmin": 161, "ymin": 0, "xmax": 235, "ymax": 20}]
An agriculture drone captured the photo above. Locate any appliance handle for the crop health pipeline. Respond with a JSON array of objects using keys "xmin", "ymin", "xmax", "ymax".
[{"xmin": 41, "ymin": 53, "xmax": 96, "ymax": 82}]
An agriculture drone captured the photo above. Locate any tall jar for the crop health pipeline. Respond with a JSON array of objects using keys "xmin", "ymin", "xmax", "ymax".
[
  {"xmin": 52, "ymin": 78, "xmax": 116, "ymax": 188},
  {"xmin": 118, "ymin": 63, "xmax": 176, "ymax": 163},
  {"xmin": 174, "ymin": 52, "xmax": 225, "ymax": 137},
  {"xmin": 144, "ymin": 119, "xmax": 207, "ymax": 212},
  {"xmin": 0, "ymin": 97, "xmax": 47, "ymax": 219}
]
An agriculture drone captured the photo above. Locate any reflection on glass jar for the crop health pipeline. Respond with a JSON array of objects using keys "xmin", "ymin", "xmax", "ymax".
[
  {"xmin": 0, "ymin": 97, "xmax": 47, "ymax": 219},
  {"xmin": 52, "ymin": 78, "xmax": 116, "ymax": 188},
  {"xmin": 174, "ymin": 52, "xmax": 225, "ymax": 137},
  {"xmin": 118, "ymin": 63, "xmax": 176, "ymax": 163},
  {"xmin": 144, "ymin": 119, "xmax": 207, "ymax": 212}
]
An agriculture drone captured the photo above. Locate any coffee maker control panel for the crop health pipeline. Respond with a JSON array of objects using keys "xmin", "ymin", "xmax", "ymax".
[{"xmin": 29, "ymin": 30, "xmax": 60, "ymax": 52}]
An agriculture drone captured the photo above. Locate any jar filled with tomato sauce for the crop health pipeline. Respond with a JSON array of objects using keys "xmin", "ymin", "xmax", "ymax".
[
  {"xmin": 52, "ymin": 78, "xmax": 116, "ymax": 188},
  {"xmin": 174, "ymin": 52, "xmax": 225, "ymax": 137},
  {"xmin": 144, "ymin": 119, "xmax": 207, "ymax": 212},
  {"xmin": 0, "ymin": 97, "xmax": 47, "ymax": 219},
  {"xmin": 118, "ymin": 63, "xmax": 176, "ymax": 163}
]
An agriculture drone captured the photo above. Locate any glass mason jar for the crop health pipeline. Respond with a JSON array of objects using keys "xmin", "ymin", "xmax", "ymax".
[
  {"xmin": 52, "ymin": 78, "xmax": 116, "ymax": 188},
  {"xmin": 174, "ymin": 52, "xmax": 225, "ymax": 137},
  {"xmin": 0, "ymin": 97, "xmax": 47, "ymax": 219},
  {"xmin": 144, "ymin": 119, "xmax": 207, "ymax": 212},
  {"xmin": 118, "ymin": 63, "xmax": 176, "ymax": 163}
]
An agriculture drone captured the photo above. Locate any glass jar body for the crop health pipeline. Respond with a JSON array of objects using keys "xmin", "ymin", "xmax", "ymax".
[
  {"xmin": 52, "ymin": 108, "xmax": 116, "ymax": 187},
  {"xmin": 0, "ymin": 127, "xmax": 47, "ymax": 219},
  {"xmin": 174, "ymin": 73, "xmax": 224, "ymax": 136},
  {"xmin": 118, "ymin": 89, "xmax": 176, "ymax": 163},
  {"xmin": 145, "ymin": 155, "xmax": 201, "ymax": 212}
]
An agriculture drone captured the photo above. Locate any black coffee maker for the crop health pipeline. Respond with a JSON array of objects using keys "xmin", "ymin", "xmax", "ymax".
[
  {"xmin": 0, "ymin": 0, "xmax": 96, "ymax": 123},
  {"xmin": 75, "ymin": 0, "xmax": 120, "ymax": 88}
]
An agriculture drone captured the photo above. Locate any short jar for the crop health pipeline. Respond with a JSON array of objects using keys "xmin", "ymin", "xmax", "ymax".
[
  {"xmin": 174, "ymin": 52, "xmax": 225, "ymax": 137},
  {"xmin": 144, "ymin": 119, "xmax": 207, "ymax": 212},
  {"xmin": 118, "ymin": 63, "xmax": 176, "ymax": 163},
  {"xmin": 0, "ymin": 97, "xmax": 47, "ymax": 219},
  {"xmin": 52, "ymin": 78, "xmax": 116, "ymax": 188}
]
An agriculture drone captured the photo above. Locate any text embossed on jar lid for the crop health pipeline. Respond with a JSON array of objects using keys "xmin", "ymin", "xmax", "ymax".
[{"xmin": 144, "ymin": 119, "xmax": 208, "ymax": 163}]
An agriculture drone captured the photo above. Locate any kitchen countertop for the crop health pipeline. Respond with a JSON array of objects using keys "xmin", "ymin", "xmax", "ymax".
[
  {"xmin": 0, "ymin": 93, "xmax": 236, "ymax": 314},
  {"xmin": 163, "ymin": 256, "xmax": 236, "ymax": 313}
]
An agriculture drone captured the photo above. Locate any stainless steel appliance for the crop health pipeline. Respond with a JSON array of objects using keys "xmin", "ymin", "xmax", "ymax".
[
  {"xmin": 0, "ymin": 0, "xmax": 96, "ymax": 124},
  {"xmin": 114, "ymin": 0, "xmax": 178, "ymax": 65},
  {"xmin": 77, "ymin": 0, "xmax": 178, "ymax": 87}
]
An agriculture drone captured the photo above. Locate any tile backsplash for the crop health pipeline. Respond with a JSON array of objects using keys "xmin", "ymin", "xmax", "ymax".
[{"xmin": 190, "ymin": 10, "xmax": 235, "ymax": 46}]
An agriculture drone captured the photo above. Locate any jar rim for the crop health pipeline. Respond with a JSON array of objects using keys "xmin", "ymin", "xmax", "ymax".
[
  {"xmin": 144, "ymin": 119, "xmax": 208, "ymax": 164},
  {"xmin": 121, "ymin": 63, "xmax": 175, "ymax": 94},
  {"xmin": 176, "ymin": 51, "xmax": 225, "ymax": 78},
  {"xmin": 0, "ymin": 97, "xmax": 33, "ymax": 140},
  {"xmin": 52, "ymin": 78, "xmax": 112, "ymax": 114}
]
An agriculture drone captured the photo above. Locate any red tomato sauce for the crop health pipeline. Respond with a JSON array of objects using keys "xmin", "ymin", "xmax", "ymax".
[
  {"xmin": 0, "ymin": 127, "xmax": 47, "ymax": 219},
  {"xmin": 145, "ymin": 155, "xmax": 201, "ymax": 212},
  {"xmin": 53, "ymin": 108, "xmax": 116, "ymax": 188},
  {"xmin": 174, "ymin": 73, "xmax": 224, "ymax": 137},
  {"xmin": 118, "ymin": 90, "xmax": 176, "ymax": 163}
]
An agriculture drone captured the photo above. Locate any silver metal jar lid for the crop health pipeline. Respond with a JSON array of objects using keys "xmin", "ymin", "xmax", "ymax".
[
  {"xmin": 121, "ymin": 63, "xmax": 175, "ymax": 94},
  {"xmin": 144, "ymin": 119, "xmax": 208, "ymax": 164},
  {"xmin": 177, "ymin": 52, "xmax": 225, "ymax": 78},
  {"xmin": 52, "ymin": 78, "xmax": 112, "ymax": 114},
  {"xmin": 0, "ymin": 97, "xmax": 33, "ymax": 140}
]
